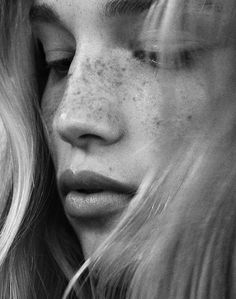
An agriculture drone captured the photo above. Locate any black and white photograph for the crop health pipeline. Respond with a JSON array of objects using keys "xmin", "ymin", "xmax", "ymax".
[{"xmin": 0, "ymin": 0, "xmax": 236, "ymax": 298}]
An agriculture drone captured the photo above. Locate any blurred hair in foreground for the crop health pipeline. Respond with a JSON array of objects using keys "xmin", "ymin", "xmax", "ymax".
[
  {"xmin": 64, "ymin": 0, "xmax": 236, "ymax": 298},
  {"xmin": 0, "ymin": 0, "xmax": 236, "ymax": 298}
]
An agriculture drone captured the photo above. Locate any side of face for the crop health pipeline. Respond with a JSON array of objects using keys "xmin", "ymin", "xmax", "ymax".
[{"xmin": 32, "ymin": 0, "xmax": 235, "ymax": 257}]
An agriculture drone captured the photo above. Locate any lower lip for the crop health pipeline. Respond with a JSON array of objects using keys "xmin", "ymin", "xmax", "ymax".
[{"xmin": 64, "ymin": 191, "xmax": 132, "ymax": 218}]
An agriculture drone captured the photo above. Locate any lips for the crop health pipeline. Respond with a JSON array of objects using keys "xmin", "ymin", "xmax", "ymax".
[{"xmin": 59, "ymin": 170, "xmax": 136, "ymax": 218}]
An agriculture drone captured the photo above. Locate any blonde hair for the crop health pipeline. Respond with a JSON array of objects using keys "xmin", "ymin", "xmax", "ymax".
[
  {"xmin": 1, "ymin": 0, "xmax": 236, "ymax": 298},
  {"xmin": 0, "ymin": 1, "xmax": 60, "ymax": 297}
]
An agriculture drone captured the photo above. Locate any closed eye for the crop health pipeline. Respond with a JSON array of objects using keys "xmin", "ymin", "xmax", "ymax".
[
  {"xmin": 47, "ymin": 57, "xmax": 73, "ymax": 78},
  {"xmin": 133, "ymin": 47, "xmax": 206, "ymax": 70}
]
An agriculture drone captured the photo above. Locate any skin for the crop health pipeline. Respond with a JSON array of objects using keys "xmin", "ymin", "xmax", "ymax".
[{"xmin": 32, "ymin": 0, "xmax": 236, "ymax": 258}]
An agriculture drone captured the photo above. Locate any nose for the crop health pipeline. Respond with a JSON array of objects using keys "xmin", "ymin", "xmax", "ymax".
[
  {"xmin": 54, "ymin": 55, "xmax": 125, "ymax": 149},
  {"xmin": 56, "ymin": 110, "xmax": 123, "ymax": 149}
]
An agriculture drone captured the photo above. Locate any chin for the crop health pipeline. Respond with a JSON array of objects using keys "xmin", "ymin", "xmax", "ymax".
[{"xmin": 67, "ymin": 209, "xmax": 124, "ymax": 258}]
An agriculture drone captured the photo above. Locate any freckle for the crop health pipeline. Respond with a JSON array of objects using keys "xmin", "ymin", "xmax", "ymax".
[
  {"xmin": 82, "ymin": 76, "xmax": 89, "ymax": 84},
  {"xmin": 107, "ymin": 113, "xmax": 113, "ymax": 121},
  {"xmin": 109, "ymin": 167, "xmax": 113, "ymax": 172},
  {"xmin": 187, "ymin": 115, "xmax": 192, "ymax": 121},
  {"xmin": 101, "ymin": 62, "xmax": 106, "ymax": 69},
  {"xmin": 156, "ymin": 121, "xmax": 161, "ymax": 126},
  {"xmin": 114, "ymin": 81, "xmax": 122, "ymax": 87}
]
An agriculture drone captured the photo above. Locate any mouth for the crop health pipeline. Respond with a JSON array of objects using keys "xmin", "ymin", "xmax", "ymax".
[{"xmin": 59, "ymin": 170, "xmax": 136, "ymax": 218}]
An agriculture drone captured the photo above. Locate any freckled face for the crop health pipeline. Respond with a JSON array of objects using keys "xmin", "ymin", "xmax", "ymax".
[{"xmin": 33, "ymin": 0, "xmax": 235, "ymax": 257}]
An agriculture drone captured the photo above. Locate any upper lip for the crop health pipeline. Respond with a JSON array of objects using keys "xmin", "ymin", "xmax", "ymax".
[{"xmin": 59, "ymin": 170, "xmax": 136, "ymax": 196}]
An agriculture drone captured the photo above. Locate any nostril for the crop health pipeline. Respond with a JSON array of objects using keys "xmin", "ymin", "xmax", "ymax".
[
  {"xmin": 56, "ymin": 119, "xmax": 115, "ymax": 148},
  {"xmin": 59, "ymin": 128, "xmax": 105, "ymax": 147},
  {"xmin": 78, "ymin": 133, "xmax": 105, "ymax": 147},
  {"xmin": 79, "ymin": 134, "xmax": 103, "ymax": 140}
]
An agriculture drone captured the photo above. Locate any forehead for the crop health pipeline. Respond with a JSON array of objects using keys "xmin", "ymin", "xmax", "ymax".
[
  {"xmin": 33, "ymin": 0, "xmax": 153, "ymax": 24},
  {"xmin": 33, "ymin": 0, "xmax": 153, "ymax": 40},
  {"xmin": 34, "ymin": 0, "xmax": 101, "ymax": 29},
  {"xmin": 32, "ymin": 0, "xmax": 154, "ymax": 40},
  {"xmin": 35, "ymin": 0, "xmax": 106, "ymax": 13}
]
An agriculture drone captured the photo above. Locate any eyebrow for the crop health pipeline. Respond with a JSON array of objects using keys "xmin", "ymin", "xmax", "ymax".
[
  {"xmin": 30, "ymin": 0, "xmax": 155, "ymax": 25},
  {"xmin": 104, "ymin": 0, "xmax": 155, "ymax": 17}
]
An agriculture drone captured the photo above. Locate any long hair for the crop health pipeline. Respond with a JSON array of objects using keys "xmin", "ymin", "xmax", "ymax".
[
  {"xmin": 0, "ymin": 1, "xmax": 66, "ymax": 298},
  {"xmin": 0, "ymin": 1, "xmax": 84, "ymax": 298},
  {"xmin": 62, "ymin": 0, "xmax": 236, "ymax": 298},
  {"xmin": 1, "ymin": 0, "xmax": 236, "ymax": 298}
]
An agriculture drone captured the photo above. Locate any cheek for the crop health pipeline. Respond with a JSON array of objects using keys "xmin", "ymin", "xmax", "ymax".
[
  {"xmin": 174, "ymin": 75, "xmax": 208, "ymax": 121},
  {"xmin": 133, "ymin": 71, "xmax": 209, "ymax": 144}
]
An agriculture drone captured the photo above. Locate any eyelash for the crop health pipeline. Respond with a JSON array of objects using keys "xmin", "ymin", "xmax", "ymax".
[
  {"xmin": 133, "ymin": 47, "xmax": 205, "ymax": 70},
  {"xmin": 34, "ymin": 38, "xmax": 74, "ymax": 86},
  {"xmin": 47, "ymin": 57, "xmax": 73, "ymax": 78}
]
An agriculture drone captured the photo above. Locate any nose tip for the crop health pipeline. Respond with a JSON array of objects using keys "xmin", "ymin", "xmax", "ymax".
[{"xmin": 55, "ymin": 112, "xmax": 123, "ymax": 149}]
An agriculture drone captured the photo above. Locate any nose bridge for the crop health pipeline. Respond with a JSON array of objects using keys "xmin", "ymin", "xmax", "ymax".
[
  {"xmin": 54, "ymin": 47, "xmax": 126, "ymax": 148},
  {"xmin": 71, "ymin": 39, "xmax": 126, "ymax": 96}
]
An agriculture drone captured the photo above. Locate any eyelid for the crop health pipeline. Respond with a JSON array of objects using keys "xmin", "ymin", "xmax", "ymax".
[
  {"xmin": 141, "ymin": 40, "xmax": 209, "ymax": 53},
  {"xmin": 44, "ymin": 49, "xmax": 75, "ymax": 63},
  {"xmin": 139, "ymin": 29, "xmax": 213, "ymax": 52}
]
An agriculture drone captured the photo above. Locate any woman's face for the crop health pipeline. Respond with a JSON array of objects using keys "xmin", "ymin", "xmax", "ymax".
[{"xmin": 32, "ymin": 0, "xmax": 235, "ymax": 257}]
